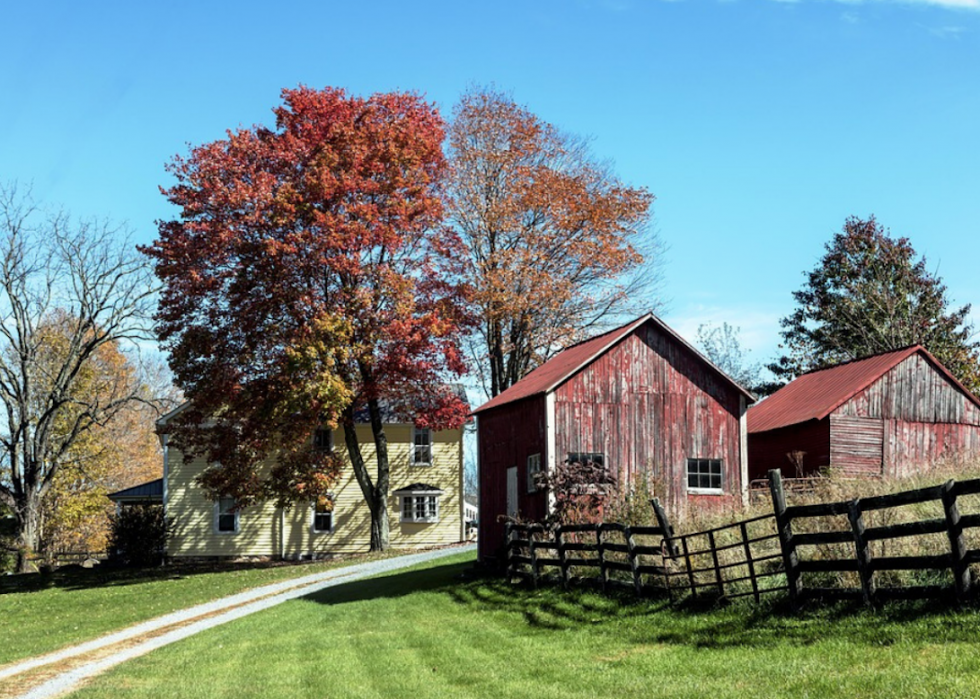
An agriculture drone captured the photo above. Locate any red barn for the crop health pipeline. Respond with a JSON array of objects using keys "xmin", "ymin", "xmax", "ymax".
[
  {"xmin": 472, "ymin": 313, "xmax": 756, "ymax": 563},
  {"xmin": 748, "ymin": 346, "xmax": 980, "ymax": 482}
]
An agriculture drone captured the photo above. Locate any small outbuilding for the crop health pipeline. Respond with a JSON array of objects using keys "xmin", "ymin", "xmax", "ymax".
[
  {"xmin": 748, "ymin": 345, "xmax": 980, "ymax": 482},
  {"xmin": 472, "ymin": 313, "xmax": 756, "ymax": 563}
]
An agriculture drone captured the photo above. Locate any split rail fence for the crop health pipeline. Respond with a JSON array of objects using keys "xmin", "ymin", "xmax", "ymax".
[{"xmin": 506, "ymin": 469, "xmax": 980, "ymax": 606}]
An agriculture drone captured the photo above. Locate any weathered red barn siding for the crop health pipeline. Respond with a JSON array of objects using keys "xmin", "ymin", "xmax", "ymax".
[
  {"xmin": 747, "ymin": 419, "xmax": 830, "ymax": 481},
  {"xmin": 750, "ymin": 350, "xmax": 980, "ymax": 481},
  {"xmin": 476, "ymin": 395, "xmax": 547, "ymax": 561},
  {"xmin": 835, "ymin": 353, "xmax": 980, "ymax": 476},
  {"xmin": 553, "ymin": 324, "xmax": 744, "ymax": 515}
]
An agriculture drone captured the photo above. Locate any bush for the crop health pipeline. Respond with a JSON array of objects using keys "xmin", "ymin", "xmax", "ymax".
[{"xmin": 107, "ymin": 505, "xmax": 175, "ymax": 567}]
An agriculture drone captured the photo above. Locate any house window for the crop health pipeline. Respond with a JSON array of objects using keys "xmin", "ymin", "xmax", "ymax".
[
  {"xmin": 687, "ymin": 458, "xmax": 723, "ymax": 493},
  {"xmin": 400, "ymin": 493, "xmax": 440, "ymax": 523},
  {"xmin": 411, "ymin": 427, "xmax": 432, "ymax": 466},
  {"xmin": 313, "ymin": 428, "xmax": 334, "ymax": 453},
  {"xmin": 527, "ymin": 453, "xmax": 542, "ymax": 493},
  {"xmin": 215, "ymin": 496, "xmax": 240, "ymax": 534},
  {"xmin": 312, "ymin": 498, "xmax": 334, "ymax": 533}
]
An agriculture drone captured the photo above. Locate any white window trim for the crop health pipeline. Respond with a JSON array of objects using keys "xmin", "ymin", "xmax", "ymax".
[
  {"xmin": 214, "ymin": 497, "xmax": 240, "ymax": 535},
  {"xmin": 526, "ymin": 453, "xmax": 542, "ymax": 494},
  {"xmin": 399, "ymin": 491, "xmax": 441, "ymax": 523},
  {"xmin": 686, "ymin": 458, "xmax": 725, "ymax": 495},
  {"xmin": 311, "ymin": 502, "xmax": 335, "ymax": 534},
  {"xmin": 411, "ymin": 426, "xmax": 432, "ymax": 467},
  {"xmin": 314, "ymin": 428, "xmax": 334, "ymax": 453}
]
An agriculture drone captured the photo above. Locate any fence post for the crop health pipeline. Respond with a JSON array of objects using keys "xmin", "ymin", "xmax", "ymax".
[
  {"xmin": 504, "ymin": 522, "xmax": 515, "ymax": 581},
  {"xmin": 942, "ymin": 480, "xmax": 970, "ymax": 603},
  {"xmin": 529, "ymin": 525, "xmax": 541, "ymax": 589},
  {"xmin": 740, "ymin": 520, "xmax": 760, "ymax": 603},
  {"xmin": 625, "ymin": 525, "xmax": 643, "ymax": 597},
  {"xmin": 651, "ymin": 498, "xmax": 677, "ymax": 556},
  {"xmin": 597, "ymin": 525, "xmax": 608, "ymax": 593},
  {"xmin": 707, "ymin": 530, "xmax": 725, "ymax": 599},
  {"xmin": 557, "ymin": 526, "xmax": 570, "ymax": 589},
  {"xmin": 848, "ymin": 499, "xmax": 876, "ymax": 607},
  {"xmin": 769, "ymin": 469, "xmax": 802, "ymax": 606},
  {"xmin": 681, "ymin": 535, "xmax": 697, "ymax": 597}
]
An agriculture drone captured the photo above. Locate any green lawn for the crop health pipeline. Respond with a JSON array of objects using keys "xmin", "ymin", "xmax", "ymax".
[
  {"xmin": 71, "ymin": 550, "xmax": 980, "ymax": 699},
  {"xmin": 0, "ymin": 554, "xmax": 391, "ymax": 666}
]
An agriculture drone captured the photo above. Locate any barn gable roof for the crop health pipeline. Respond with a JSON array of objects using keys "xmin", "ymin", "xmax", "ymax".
[
  {"xmin": 472, "ymin": 312, "xmax": 755, "ymax": 415},
  {"xmin": 748, "ymin": 345, "xmax": 980, "ymax": 434}
]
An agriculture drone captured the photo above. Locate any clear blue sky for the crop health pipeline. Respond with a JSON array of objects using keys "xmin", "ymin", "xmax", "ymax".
[{"xmin": 3, "ymin": 0, "xmax": 979, "ymax": 370}]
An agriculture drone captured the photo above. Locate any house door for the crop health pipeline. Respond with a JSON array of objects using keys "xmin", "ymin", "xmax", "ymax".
[{"xmin": 506, "ymin": 466, "xmax": 518, "ymax": 518}]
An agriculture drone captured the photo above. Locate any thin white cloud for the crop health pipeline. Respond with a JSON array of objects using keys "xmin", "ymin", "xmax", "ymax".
[
  {"xmin": 928, "ymin": 24, "xmax": 969, "ymax": 35},
  {"xmin": 664, "ymin": 304, "xmax": 783, "ymax": 359}
]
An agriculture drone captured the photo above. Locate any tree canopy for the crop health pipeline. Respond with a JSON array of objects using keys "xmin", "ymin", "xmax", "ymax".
[
  {"xmin": 769, "ymin": 216, "xmax": 980, "ymax": 391},
  {"xmin": 144, "ymin": 86, "xmax": 470, "ymax": 550},
  {"xmin": 445, "ymin": 87, "xmax": 661, "ymax": 398}
]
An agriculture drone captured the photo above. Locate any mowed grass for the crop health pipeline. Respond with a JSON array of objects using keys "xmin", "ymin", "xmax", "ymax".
[
  {"xmin": 0, "ymin": 553, "xmax": 394, "ymax": 666},
  {"xmin": 72, "ymin": 550, "xmax": 980, "ymax": 699}
]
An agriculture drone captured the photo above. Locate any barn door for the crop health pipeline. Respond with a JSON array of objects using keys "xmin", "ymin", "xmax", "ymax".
[
  {"xmin": 506, "ymin": 466, "xmax": 518, "ymax": 518},
  {"xmin": 830, "ymin": 415, "xmax": 884, "ymax": 476}
]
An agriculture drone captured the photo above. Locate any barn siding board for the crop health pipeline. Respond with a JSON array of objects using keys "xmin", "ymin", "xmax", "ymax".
[
  {"xmin": 554, "ymin": 325, "xmax": 743, "ymax": 517},
  {"xmin": 477, "ymin": 395, "xmax": 547, "ymax": 561}
]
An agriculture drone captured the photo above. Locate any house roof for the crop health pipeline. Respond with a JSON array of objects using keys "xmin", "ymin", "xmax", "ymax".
[
  {"xmin": 471, "ymin": 312, "xmax": 756, "ymax": 415},
  {"xmin": 157, "ymin": 385, "xmax": 469, "ymax": 429},
  {"xmin": 747, "ymin": 345, "xmax": 980, "ymax": 434},
  {"xmin": 107, "ymin": 478, "xmax": 164, "ymax": 502}
]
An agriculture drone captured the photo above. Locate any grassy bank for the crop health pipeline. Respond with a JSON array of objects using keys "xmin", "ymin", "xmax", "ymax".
[
  {"xmin": 73, "ymin": 550, "xmax": 980, "ymax": 699},
  {"xmin": 0, "ymin": 552, "xmax": 395, "ymax": 666}
]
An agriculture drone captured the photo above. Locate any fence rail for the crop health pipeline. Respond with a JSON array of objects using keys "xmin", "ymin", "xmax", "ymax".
[{"xmin": 506, "ymin": 470, "xmax": 980, "ymax": 607}]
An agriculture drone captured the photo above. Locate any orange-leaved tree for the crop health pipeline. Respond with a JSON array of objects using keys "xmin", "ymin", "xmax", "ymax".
[
  {"xmin": 446, "ymin": 87, "xmax": 662, "ymax": 397},
  {"xmin": 144, "ymin": 86, "xmax": 471, "ymax": 551}
]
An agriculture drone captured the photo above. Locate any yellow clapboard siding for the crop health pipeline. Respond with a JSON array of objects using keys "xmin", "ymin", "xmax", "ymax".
[{"xmin": 166, "ymin": 424, "xmax": 463, "ymax": 558}]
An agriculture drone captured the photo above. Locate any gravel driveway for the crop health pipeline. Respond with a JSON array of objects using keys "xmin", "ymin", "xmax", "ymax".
[{"xmin": 8, "ymin": 544, "xmax": 476, "ymax": 699}]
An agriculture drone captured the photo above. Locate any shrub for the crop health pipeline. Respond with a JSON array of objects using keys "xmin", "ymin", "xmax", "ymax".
[{"xmin": 106, "ymin": 505, "xmax": 175, "ymax": 567}]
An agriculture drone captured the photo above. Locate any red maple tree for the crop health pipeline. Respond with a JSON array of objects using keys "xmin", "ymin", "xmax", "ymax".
[{"xmin": 143, "ymin": 86, "xmax": 470, "ymax": 550}]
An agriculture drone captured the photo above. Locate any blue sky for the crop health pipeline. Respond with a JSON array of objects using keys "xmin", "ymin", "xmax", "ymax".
[{"xmin": 3, "ymin": 0, "xmax": 979, "ymax": 372}]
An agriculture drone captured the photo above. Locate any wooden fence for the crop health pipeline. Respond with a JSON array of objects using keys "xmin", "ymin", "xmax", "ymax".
[{"xmin": 506, "ymin": 469, "xmax": 980, "ymax": 606}]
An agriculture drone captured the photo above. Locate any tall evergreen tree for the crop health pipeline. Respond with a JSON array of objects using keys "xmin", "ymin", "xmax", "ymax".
[{"xmin": 769, "ymin": 216, "xmax": 979, "ymax": 392}]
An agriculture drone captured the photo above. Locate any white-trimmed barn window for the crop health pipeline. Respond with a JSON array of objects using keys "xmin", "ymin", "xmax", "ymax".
[
  {"xmin": 215, "ymin": 496, "xmax": 240, "ymax": 534},
  {"xmin": 687, "ymin": 458, "xmax": 723, "ymax": 494},
  {"xmin": 411, "ymin": 427, "xmax": 432, "ymax": 466},
  {"xmin": 312, "ymin": 498, "xmax": 334, "ymax": 533}
]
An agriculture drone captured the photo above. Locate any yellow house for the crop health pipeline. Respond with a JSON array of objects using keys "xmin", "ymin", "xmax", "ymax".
[{"xmin": 153, "ymin": 405, "xmax": 465, "ymax": 559}]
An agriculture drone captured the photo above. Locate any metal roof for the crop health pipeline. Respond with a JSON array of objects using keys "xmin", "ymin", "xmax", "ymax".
[
  {"xmin": 107, "ymin": 478, "xmax": 164, "ymax": 502},
  {"xmin": 471, "ymin": 312, "xmax": 755, "ymax": 415},
  {"xmin": 747, "ymin": 345, "xmax": 980, "ymax": 434}
]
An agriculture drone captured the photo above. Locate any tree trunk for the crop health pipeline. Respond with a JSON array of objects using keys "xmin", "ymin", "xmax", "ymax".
[
  {"xmin": 369, "ymin": 489, "xmax": 389, "ymax": 551},
  {"xmin": 14, "ymin": 493, "xmax": 41, "ymax": 573}
]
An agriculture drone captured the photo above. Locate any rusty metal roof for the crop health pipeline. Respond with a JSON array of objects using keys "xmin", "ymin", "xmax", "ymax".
[
  {"xmin": 748, "ymin": 345, "xmax": 980, "ymax": 433},
  {"xmin": 472, "ymin": 312, "xmax": 755, "ymax": 415}
]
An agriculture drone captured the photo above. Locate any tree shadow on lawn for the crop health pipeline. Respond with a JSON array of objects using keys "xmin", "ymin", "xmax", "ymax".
[{"xmin": 298, "ymin": 560, "xmax": 980, "ymax": 651}]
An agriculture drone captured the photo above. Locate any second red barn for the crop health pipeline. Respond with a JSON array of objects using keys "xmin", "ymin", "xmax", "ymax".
[
  {"xmin": 748, "ymin": 346, "xmax": 980, "ymax": 483},
  {"xmin": 472, "ymin": 313, "xmax": 756, "ymax": 563}
]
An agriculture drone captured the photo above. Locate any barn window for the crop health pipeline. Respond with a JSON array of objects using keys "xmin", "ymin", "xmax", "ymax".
[
  {"xmin": 686, "ymin": 458, "xmax": 723, "ymax": 493},
  {"xmin": 566, "ymin": 452, "xmax": 605, "ymax": 469},
  {"xmin": 411, "ymin": 427, "xmax": 432, "ymax": 466},
  {"xmin": 527, "ymin": 453, "xmax": 542, "ymax": 493}
]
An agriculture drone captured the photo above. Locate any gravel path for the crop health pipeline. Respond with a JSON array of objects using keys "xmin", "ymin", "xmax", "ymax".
[{"xmin": 8, "ymin": 544, "xmax": 475, "ymax": 699}]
